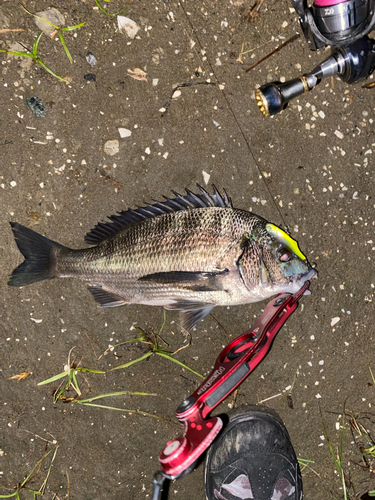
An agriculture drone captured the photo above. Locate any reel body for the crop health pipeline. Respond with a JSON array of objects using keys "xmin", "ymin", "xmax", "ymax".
[
  {"xmin": 292, "ymin": 0, "xmax": 375, "ymax": 49},
  {"xmin": 256, "ymin": 0, "xmax": 375, "ymax": 116}
]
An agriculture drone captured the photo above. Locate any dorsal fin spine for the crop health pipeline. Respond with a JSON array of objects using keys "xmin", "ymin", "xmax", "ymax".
[{"xmin": 84, "ymin": 185, "xmax": 233, "ymax": 245}]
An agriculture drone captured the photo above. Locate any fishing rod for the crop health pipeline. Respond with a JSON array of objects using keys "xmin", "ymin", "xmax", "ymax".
[
  {"xmin": 151, "ymin": 279, "xmax": 313, "ymax": 500},
  {"xmin": 256, "ymin": 0, "xmax": 375, "ymax": 116}
]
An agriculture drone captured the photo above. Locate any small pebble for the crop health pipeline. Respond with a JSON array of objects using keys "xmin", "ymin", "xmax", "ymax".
[
  {"xmin": 118, "ymin": 16, "xmax": 140, "ymax": 38},
  {"xmin": 334, "ymin": 130, "xmax": 344, "ymax": 139},
  {"xmin": 86, "ymin": 52, "xmax": 97, "ymax": 67},
  {"xmin": 202, "ymin": 170, "xmax": 210, "ymax": 185},
  {"xmin": 26, "ymin": 97, "xmax": 45, "ymax": 118},
  {"xmin": 84, "ymin": 73, "xmax": 96, "ymax": 82},
  {"xmin": 103, "ymin": 140, "xmax": 119, "ymax": 156},
  {"xmin": 331, "ymin": 317, "xmax": 340, "ymax": 327},
  {"xmin": 35, "ymin": 8, "xmax": 64, "ymax": 34},
  {"xmin": 118, "ymin": 128, "xmax": 132, "ymax": 138}
]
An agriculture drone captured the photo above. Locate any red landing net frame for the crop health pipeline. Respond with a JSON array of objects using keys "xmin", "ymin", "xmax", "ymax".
[{"xmin": 158, "ymin": 280, "xmax": 311, "ymax": 479}]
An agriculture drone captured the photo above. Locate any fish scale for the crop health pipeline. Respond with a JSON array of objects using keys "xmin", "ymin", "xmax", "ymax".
[{"xmin": 58, "ymin": 209, "xmax": 257, "ymax": 277}]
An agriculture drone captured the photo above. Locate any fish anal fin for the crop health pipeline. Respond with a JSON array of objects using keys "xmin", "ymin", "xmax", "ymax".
[
  {"xmin": 88, "ymin": 286, "xmax": 128, "ymax": 308},
  {"xmin": 138, "ymin": 270, "xmax": 228, "ymax": 292}
]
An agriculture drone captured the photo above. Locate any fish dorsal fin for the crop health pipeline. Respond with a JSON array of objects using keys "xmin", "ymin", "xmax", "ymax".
[{"xmin": 84, "ymin": 185, "xmax": 232, "ymax": 244}]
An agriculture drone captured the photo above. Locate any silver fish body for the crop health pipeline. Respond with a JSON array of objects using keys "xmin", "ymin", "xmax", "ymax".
[{"xmin": 9, "ymin": 186, "xmax": 316, "ymax": 329}]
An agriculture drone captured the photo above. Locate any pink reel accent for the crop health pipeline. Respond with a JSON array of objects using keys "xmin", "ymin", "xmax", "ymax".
[{"xmin": 314, "ymin": 0, "xmax": 348, "ymax": 6}]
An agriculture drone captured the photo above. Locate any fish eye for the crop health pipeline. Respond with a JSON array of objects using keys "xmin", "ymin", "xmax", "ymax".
[{"xmin": 277, "ymin": 247, "xmax": 292, "ymax": 262}]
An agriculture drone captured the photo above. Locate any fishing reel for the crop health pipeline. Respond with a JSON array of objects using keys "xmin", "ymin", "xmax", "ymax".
[{"xmin": 256, "ymin": 0, "xmax": 375, "ymax": 116}]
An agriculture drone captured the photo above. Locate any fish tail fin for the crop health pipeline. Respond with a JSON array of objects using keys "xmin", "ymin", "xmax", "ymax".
[{"xmin": 8, "ymin": 222, "xmax": 66, "ymax": 287}]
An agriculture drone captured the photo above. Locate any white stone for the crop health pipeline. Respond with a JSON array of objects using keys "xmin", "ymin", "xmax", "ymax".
[
  {"xmin": 331, "ymin": 317, "xmax": 340, "ymax": 327},
  {"xmin": 118, "ymin": 128, "xmax": 132, "ymax": 138},
  {"xmin": 118, "ymin": 16, "xmax": 140, "ymax": 38},
  {"xmin": 104, "ymin": 140, "xmax": 119, "ymax": 156},
  {"xmin": 202, "ymin": 170, "xmax": 210, "ymax": 185}
]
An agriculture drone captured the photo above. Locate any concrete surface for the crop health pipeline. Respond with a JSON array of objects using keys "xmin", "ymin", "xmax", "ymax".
[{"xmin": 1, "ymin": 1, "xmax": 375, "ymax": 499}]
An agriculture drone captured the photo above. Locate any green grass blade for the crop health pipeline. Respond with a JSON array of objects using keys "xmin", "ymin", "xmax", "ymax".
[
  {"xmin": 0, "ymin": 50, "xmax": 34, "ymax": 58},
  {"xmin": 134, "ymin": 328, "xmax": 150, "ymax": 342},
  {"xmin": 52, "ymin": 368, "xmax": 75, "ymax": 402},
  {"xmin": 21, "ymin": 5, "xmax": 59, "ymax": 30},
  {"xmin": 321, "ymin": 415, "xmax": 339, "ymax": 469},
  {"xmin": 156, "ymin": 310, "xmax": 167, "ymax": 348},
  {"xmin": 108, "ymin": 351, "xmax": 152, "ymax": 371},
  {"xmin": 38, "ymin": 446, "xmax": 58, "ymax": 494},
  {"xmin": 53, "ymin": 377, "xmax": 72, "ymax": 402},
  {"xmin": 38, "ymin": 370, "xmax": 69, "ymax": 385},
  {"xmin": 36, "ymin": 58, "xmax": 68, "ymax": 82},
  {"xmin": 78, "ymin": 402, "xmax": 132, "ymax": 411},
  {"xmin": 32, "ymin": 32, "xmax": 43, "ymax": 57},
  {"xmin": 0, "ymin": 494, "xmax": 17, "ymax": 498},
  {"xmin": 339, "ymin": 413, "xmax": 347, "ymax": 500},
  {"xmin": 71, "ymin": 371, "xmax": 81, "ymax": 395},
  {"xmin": 155, "ymin": 351, "xmax": 204, "ymax": 378},
  {"xmin": 76, "ymin": 367, "xmax": 106, "ymax": 374},
  {"xmin": 297, "ymin": 457, "xmax": 315, "ymax": 472},
  {"xmin": 94, "ymin": 0, "xmax": 115, "ymax": 16},
  {"xmin": 363, "ymin": 445, "xmax": 375, "ymax": 456},
  {"xmin": 78, "ymin": 391, "xmax": 158, "ymax": 403},
  {"xmin": 97, "ymin": 336, "xmax": 144, "ymax": 360},
  {"xmin": 58, "ymin": 32, "xmax": 72, "ymax": 63},
  {"xmin": 19, "ymin": 447, "xmax": 56, "ymax": 488},
  {"xmin": 62, "ymin": 23, "xmax": 85, "ymax": 31},
  {"xmin": 94, "ymin": 0, "xmax": 119, "ymax": 17},
  {"xmin": 321, "ymin": 412, "xmax": 347, "ymax": 500},
  {"xmin": 76, "ymin": 402, "xmax": 177, "ymax": 424}
]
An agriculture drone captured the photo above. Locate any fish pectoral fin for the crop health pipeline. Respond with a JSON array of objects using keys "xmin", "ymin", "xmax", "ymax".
[
  {"xmin": 138, "ymin": 270, "xmax": 228, "ymax": 292},
  {"xmin": 88, "ymin": 286, "xmax": 128, "ymax": 308}
]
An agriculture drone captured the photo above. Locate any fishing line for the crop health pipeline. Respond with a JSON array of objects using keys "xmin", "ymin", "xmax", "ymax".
[{"xmin": 175, "ymin": 0, "xmax": 289, "ymax": 230}]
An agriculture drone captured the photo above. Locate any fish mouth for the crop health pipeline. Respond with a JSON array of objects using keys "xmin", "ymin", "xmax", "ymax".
[{"xmin": 290, "ymin": 268, "xmax": 318, "ymax": 292}]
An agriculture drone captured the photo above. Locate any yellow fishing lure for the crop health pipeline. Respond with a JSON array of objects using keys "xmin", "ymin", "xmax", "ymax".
[{"xmin": 266, "ymin": 223, "xmax": 306, "ymax": 261}]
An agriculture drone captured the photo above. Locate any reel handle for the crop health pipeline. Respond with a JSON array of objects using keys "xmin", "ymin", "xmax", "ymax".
[{"xmin": 256, "ymin": 36, "xmax": 375, "ymax": 116}]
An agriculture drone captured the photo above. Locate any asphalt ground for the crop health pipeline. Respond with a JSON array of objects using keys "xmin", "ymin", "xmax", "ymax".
[{"xmin": 1, "ymin": 1, "xmax": 375, "ymax": 499}]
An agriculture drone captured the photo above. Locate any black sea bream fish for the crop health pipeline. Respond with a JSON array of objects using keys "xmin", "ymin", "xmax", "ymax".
[{"xmin": 9, "ymin": 186, "xmax": 316, "ymax": 330}]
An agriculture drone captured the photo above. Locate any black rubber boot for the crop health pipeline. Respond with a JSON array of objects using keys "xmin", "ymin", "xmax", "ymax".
[{"xmin": 204, "ymin": 405, "xmax": 303, "ymax": 500}]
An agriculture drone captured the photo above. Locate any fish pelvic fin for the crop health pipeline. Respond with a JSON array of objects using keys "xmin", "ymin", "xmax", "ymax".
[
  {"xmin": 164, "ymin": 299, "xmax": 216, "ymax": 330},
  {"xmin": 88, "ymin": 286, "xmax": 128, "ymax": 308},
  {"xmin": 179, "ymin": 306, "xmax": 215, "ymax": 331},
  {"xmin": 8, "ymin": 222, "xmax": 66, "ymax": 287}
]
